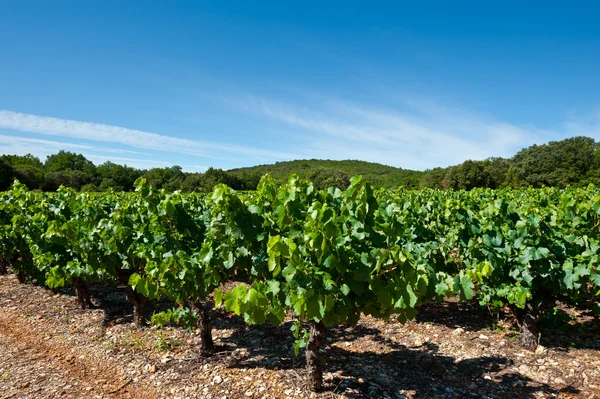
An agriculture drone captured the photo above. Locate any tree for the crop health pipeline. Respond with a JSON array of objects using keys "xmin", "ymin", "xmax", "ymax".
[
  {"xmin": 309, "ymin": 168, "xmax": 350, "ymax": 190},
  {"xmin": 13, "ymin": 165, "xmax": 45, "ymax": 190},
  {"xmin": 482, "ymin": 157, "xmax": 511, "ymax": 189},
  {"xmin": 80, "ymin": 183, "xmax": 98, "ymax": 192},
  {"xmin": 419, "ymin": 167, "xmax": 449, "ymax": 189},
  {"xmin": 45, "ymin": 151, "xmax": 96, "ymax": 174},
  {"xmin": 43, "ymin": 170, "xmax": 93, "ymax": 191},
  {"xmin": 0, "ymin": 159, "xmax": 14, "ymax": 191},
  {"xmin": 98, "ymin": 178, "xmax": 124, "ymax": 192},
  {"xmin": 180, "ymin": 174, "xmax": 203, "ymax": 192},
  {"xmin": 199, "ymin": 168, "xmax": 243, "ymax": 191},
  {"xmin": 236, "ymin": 171, "xmax": 262, "ymax": 190},
  {"xmin": 510, "ymin": 137, "xmax": 597, "ymax": 187},
  {"xmin": 446, "ymin": 161, "xmax": 491, "ymax": 190},
  {"xmin": 96, "ymin": 161, "xmax": 141, "ymax": 191},
  {"xmin": 143, "ymin": 166, "xmax": 185, "ymax": 190},
  {"xmin": 1, "ymin": 154, "xmax": 44, "ymax": 169}
]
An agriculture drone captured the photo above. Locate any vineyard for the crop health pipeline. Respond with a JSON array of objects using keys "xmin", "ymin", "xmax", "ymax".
[{"xmin": 1, "ymin": 175, "xmax": 600, "ymax": 397}]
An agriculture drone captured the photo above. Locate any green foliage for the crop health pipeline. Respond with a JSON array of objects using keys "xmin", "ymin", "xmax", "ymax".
[
  {"xmin": 152, "ymin": 307, "xmax": 198, "ymax": 332},
  {"xmin": 2, "ymin": 170, "xmax": 600, "ymax": 368},
  {"xmin": 13, "ymin": 165, "xmax": 45, "ymax": 190},
  {"xmin": 45, "ymin": 150, "xmax": 96, "ymax": 174},
  {"xmin": 142, "ymin": 166, "xmax": 185, "ymax": 190},
  {"xmin": 229, "ymin": 159, "xmax": 424, "ymax": 189},
  {"xmin": 0, "ymin": 159, "xmax": 13, "ymax": 191},
  {"xmin": 96, "ymin": 161, "xmax": 142, "ymax": 191},
  {"xmin": 43, "ymin": 170, "xmax": 94, "ymax": 191},
  {"xmin": 1, "ymin": 154, "xmax": 44, "ymax": 169},
  {"xmin": 3, "ymin": 135, "xmax": 600, "ymax": 193},
  {"xmin": 510, "ymin": 136, "xmax": 597, "ymax": 188}
]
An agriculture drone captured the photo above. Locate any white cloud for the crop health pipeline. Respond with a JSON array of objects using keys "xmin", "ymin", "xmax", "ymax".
[
  {"xmin": 562, "ymin": 111, "xmax": 600, "ymax": 140},
  {"xmin": 0, "ymin": 110, "xmax": 297, "ymax": 163},
  {"xmin": 0, "ymin": 134, "xmax": 182, "ymax": 170},
  {"xmin": 233, "ymin": 95, "xmax": 557, "ymax": 169},
  {"xmin": 3, "ymin": 98, "xmax": 599, "ymax": 173}
]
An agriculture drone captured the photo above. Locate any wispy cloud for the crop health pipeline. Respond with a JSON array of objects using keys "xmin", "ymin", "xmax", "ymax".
[
  {"xmin": 0, "ymin": 134, "xmax": 93, "ymax": 151},
  {"xmin": 0, "ymin": 134, "xmax": 182, "ymax": 170},
  {"xmin": 3, "ymin": 96, "xmax": 598, "ymax": 172},
  {"xmin": 233, "ymin": 94, "xmax": 573, "ymax": 170},
  {"xmin": 0, "ymin": 110, "xmax": 296, "ymax": 163},
  {"xmin": 562, "ymin": 110, "xmax": 600, "ymax": 139}
]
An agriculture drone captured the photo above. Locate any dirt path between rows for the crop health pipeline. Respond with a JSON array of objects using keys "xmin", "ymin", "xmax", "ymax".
[
  {"xmin": 0, "ymin": 282, "xmax": 157, "ymax": 399},
  {"xmin": 1, "ymin": 274, "xmax": 599, "ymax": 399}
]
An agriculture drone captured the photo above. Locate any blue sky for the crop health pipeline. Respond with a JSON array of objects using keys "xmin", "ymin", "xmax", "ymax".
[{"xmin": 1, "ymin": 1, "xmax": 599, "ymax": 172}]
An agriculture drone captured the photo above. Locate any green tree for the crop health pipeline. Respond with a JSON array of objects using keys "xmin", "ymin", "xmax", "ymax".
[
  {"xmin": 45, "ymin": 151, "xmax": 96, "ymax": 174},
  {"xmin": 0, "ymin": 158, "xmax": 14, "ymax": 191},
  {"xmin": 13, "ymin": 165, "xmax": 45, "ymax": 190},
  {"xmin": 309, "ymin": 168, "xmax": 350, "ymax": 190},
  {"xmin": 43, "ymin": 170, "xmax": 93, "ymax": 191},
  {"xmin": 482, "ymin": 157, "xmax": 511, "ymax": 189},
  {"xmin": 180, "ymin": 173, "xmax": 203, "ymax": 192},
  {"xmin": 98, "ymin": 178, "xmax": 124, "ymax": 191},
  {"xmin": 511, "ymin": 136, "xmax": 597, "ymax": 187},
  {"xmin": 1, "ymin": 154, "xmax": 44, "ymax": 169},
  {"xmin": 199, "ymin": 168, "xmax": 243, "ymax": 191},
  {"xmin": 419, "ymin": 167, "xmax": 449, "ymax": 189},
  {"xmin": 143, "ymin": 166, "xmax": 185, "ymax": 190},
  {"xmin": 96, "ymin": 161, "xmax": 141, "ymax": 191},
  {"xmin": 1, "ymin": 154, "xmax": 45, "ymax": 190},
  {"xmin": 446, "ymin": 160, "xmax": 491, "ymax": 190}
]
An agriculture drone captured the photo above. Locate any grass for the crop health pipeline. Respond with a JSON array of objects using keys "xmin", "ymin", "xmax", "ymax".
[
  {"xmin": 119, "ymin": 331, "xmax": 148, "ymax": 351},
  {"xmin": 154, "ymin": 331, "xmax": 181, "ymax": 351}
]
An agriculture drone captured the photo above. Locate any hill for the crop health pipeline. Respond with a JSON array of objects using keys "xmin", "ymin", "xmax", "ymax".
[
  {"xmin": 2, "ymin": 136, "xmax": 600, "ymax": 192},
  {"xmin": 228, "ymin": 136, "xmax": 600, "ymax": 190},
  {"xmin": 228, "ymin": 159, "xmax": 424, "ymax": 189}
]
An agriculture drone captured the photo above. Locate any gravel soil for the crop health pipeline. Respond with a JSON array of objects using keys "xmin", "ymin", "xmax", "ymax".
[{"xmin": 0, "ymin": 274, "xmax": 599, "ymax": 399}]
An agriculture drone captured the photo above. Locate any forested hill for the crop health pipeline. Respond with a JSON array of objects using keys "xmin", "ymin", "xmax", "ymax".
[
  {"xmin": 1, "ymin": 136, "xmax": 600, "ymax": 192},
  {"xmin": 230, "ymin": 136, "xmax": 600, "ymax": 190},
  {"xmin": 228, "ymin": 159, "xmax": 424, "ymax": 189}
]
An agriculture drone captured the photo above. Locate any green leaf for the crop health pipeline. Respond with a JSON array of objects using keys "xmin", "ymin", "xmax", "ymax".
[
  {"xmin": 129, "ymin": 273, "xmax": 142, "ymax": 289},
  {"xmin": 454, "ymin": 274, "xmax": 475, "ymax": 300},
  {"xmin": 340, "ymin": 284, "xmax": 350, "ymax": 296},
  {"xmin": 267, "ymin": 280, "xmax": 280, "ymax": 296},
  {"xmin": 214, "ymin": 288, "xmax": 223, "ymax": 307}
]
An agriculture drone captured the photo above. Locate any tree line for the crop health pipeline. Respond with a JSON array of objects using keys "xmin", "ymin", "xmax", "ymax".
[{"xmin": 1, "ymin": 136, "xmax": 599, "ymax": 192}]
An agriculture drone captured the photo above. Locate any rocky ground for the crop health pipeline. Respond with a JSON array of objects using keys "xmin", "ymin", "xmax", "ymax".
[{"xmin": 0, "ymin": 274, "xmax": 598, "ymax": 399}]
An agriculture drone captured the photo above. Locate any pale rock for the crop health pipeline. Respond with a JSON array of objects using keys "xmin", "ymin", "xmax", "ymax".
[
  {"xmin": 535, "ymin": 345, "xmax": 547, "ymax": 355},
  {"xmin": 519, "ymin": 364, "xmax": 529, "ymax": 374}
]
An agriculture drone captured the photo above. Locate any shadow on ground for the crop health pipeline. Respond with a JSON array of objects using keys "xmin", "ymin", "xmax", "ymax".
[{"xmin": 219, "ymin": 318, "xmax": 573, "ymax": 399}]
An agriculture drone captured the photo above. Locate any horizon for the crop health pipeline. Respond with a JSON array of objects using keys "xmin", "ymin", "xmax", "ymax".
[{"xmin": 1, "ymin": 2, "xmax": 600, "ymax": 172}]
